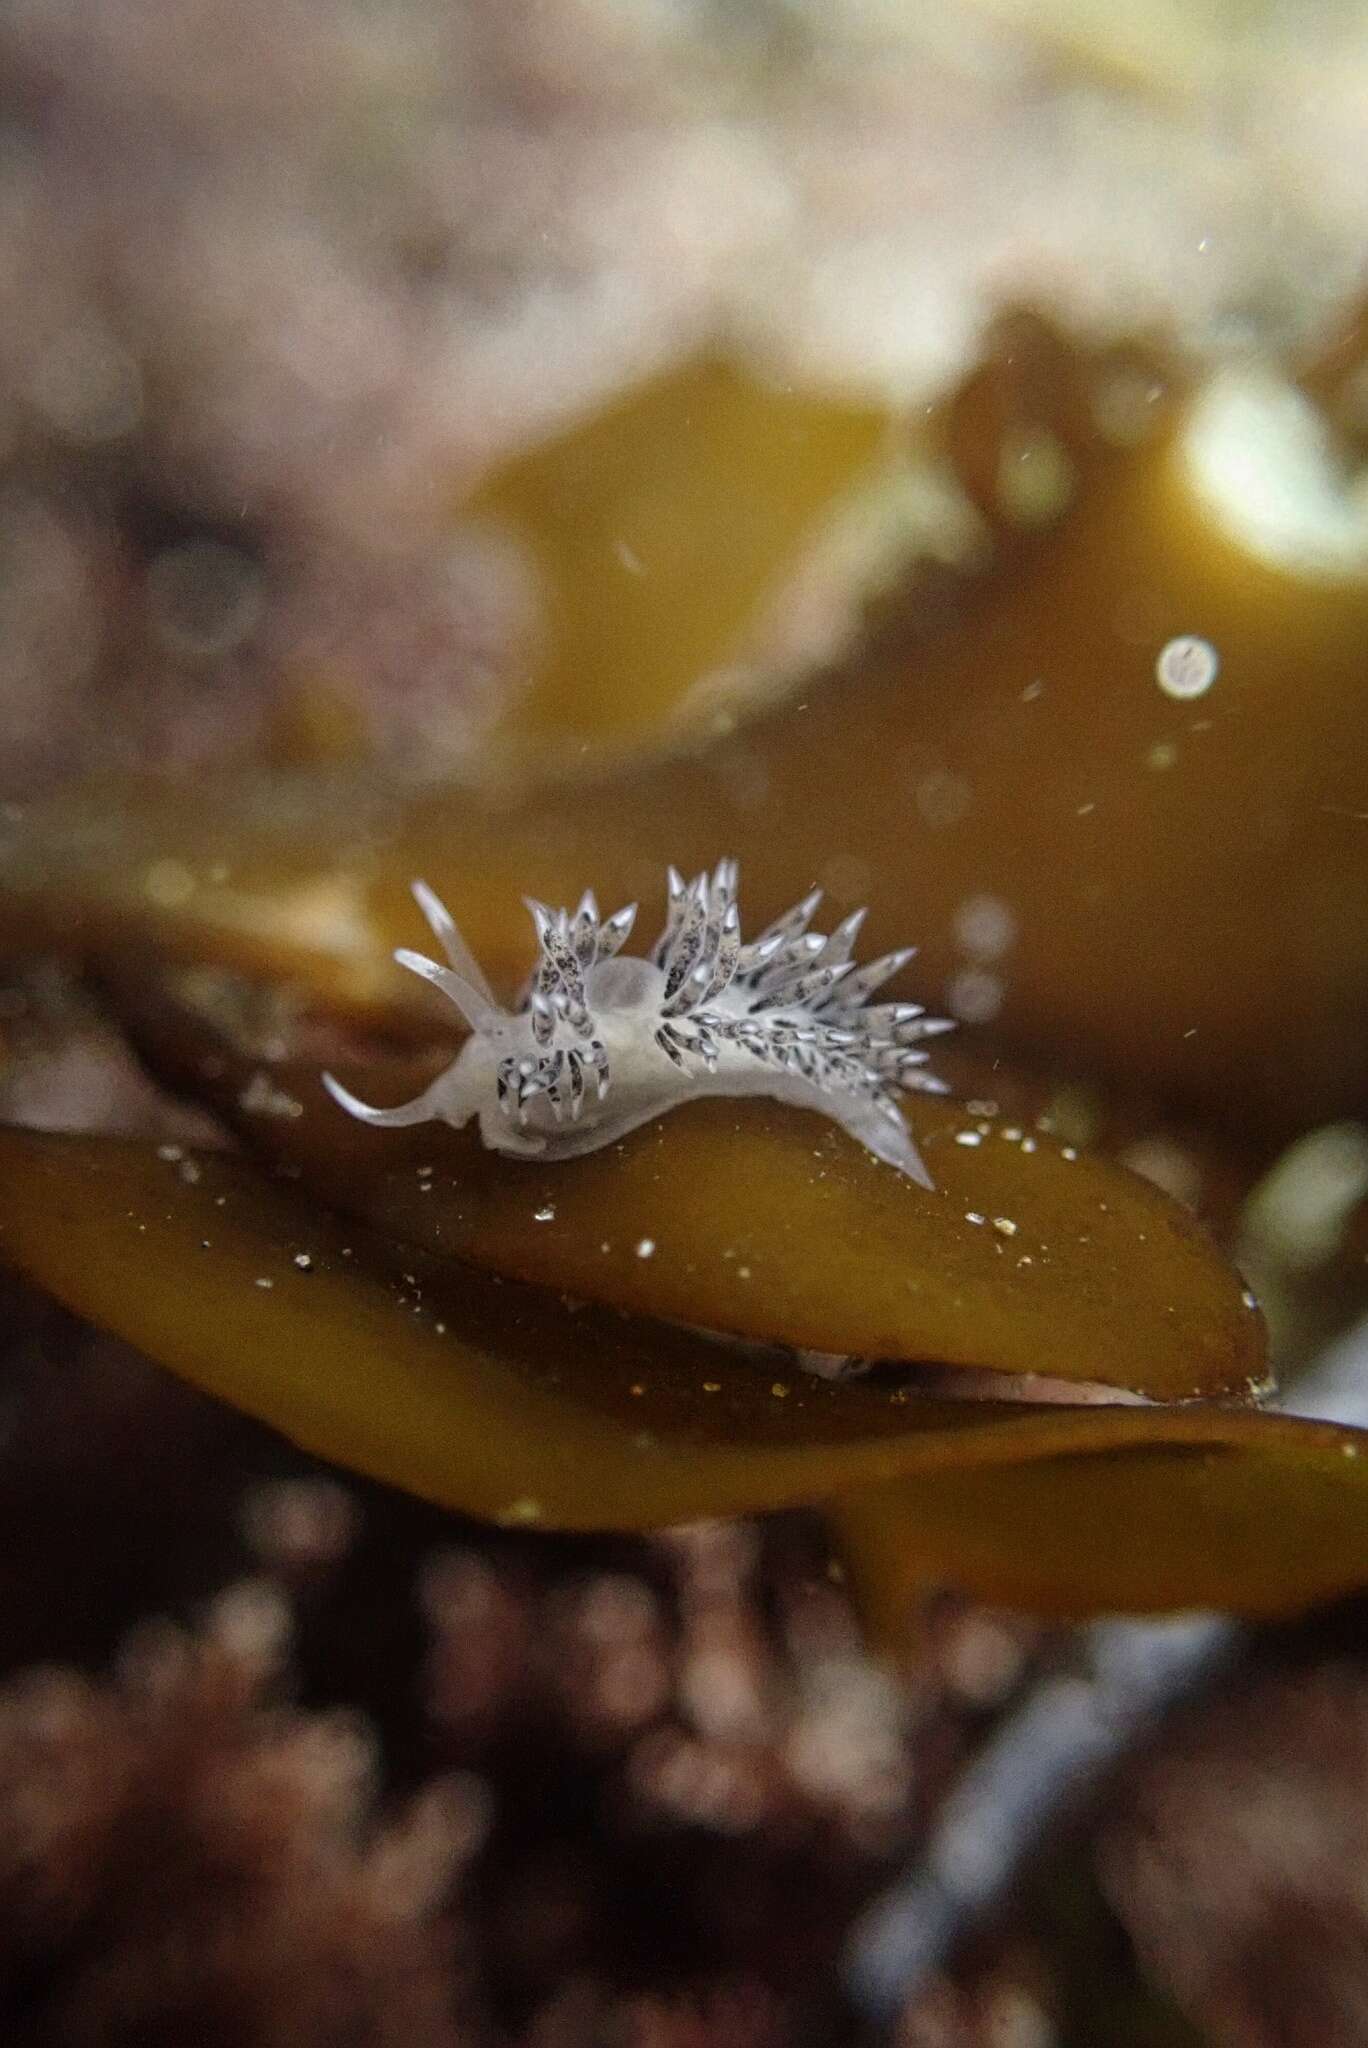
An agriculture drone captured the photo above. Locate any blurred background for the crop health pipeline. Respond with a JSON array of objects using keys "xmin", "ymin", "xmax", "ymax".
[
  {"xmin": 2, "ymin": 0, "xmax": 1366, "ymax": 793},
  {"xmin": 1, "ymin": 3, "xmax": 1367, "ymax": 2044}
]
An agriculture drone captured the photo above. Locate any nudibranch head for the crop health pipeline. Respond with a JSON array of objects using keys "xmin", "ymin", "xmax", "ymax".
[{"xmin": 323, "ymin": 862, "xmax": 954, "ymax": 1186}]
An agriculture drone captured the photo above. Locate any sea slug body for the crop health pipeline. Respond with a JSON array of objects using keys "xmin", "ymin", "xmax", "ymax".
[{"xmin": 323, "ymin": 862, "xmax": 953, "ymax": 1185}]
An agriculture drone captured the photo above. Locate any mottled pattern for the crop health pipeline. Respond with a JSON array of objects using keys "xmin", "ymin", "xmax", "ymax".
[{"xmin": 324, "ymin": 864, "xmax": 953, "ymax": 1182}]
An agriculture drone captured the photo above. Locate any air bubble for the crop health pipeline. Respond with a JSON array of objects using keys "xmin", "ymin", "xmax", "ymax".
[
  {"xmin": 953, "ymin": 893, "xmax": 1016, "ymax": 961},
  {"xmin": 147, "ymin": 538, "xmax": 264, "ymax": 657},
  {"xmin": 1155, "ymin": 635, "xmax": 1219, "ymax": 700},
  {"xmin": 947, "ymin": 966, "xmax": 1003, "ymax": 1024}
]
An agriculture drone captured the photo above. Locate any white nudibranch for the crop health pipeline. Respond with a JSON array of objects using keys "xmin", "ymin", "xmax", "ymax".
[{"xmin": 322, "ymin": 862, "xmax": 954, "ymax": 1186}]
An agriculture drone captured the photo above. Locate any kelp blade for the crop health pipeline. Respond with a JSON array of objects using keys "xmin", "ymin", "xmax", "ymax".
[
  {"xmin": 107, "ymin": 975, "xmax": 1268, "ymax": 1402},
  {"xmin": 0, "ymin": 1129, "xmax": 1363, "ymax": 1618},
  {"xmin": 3, "ymin": 366, "xmax": 1367, "ymax": 1142}
]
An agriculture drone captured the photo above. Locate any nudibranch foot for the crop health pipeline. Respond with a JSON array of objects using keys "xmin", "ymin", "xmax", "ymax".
[{"xmin": 324, "ymin": 863, "xmax": 954, "ymax": 1184}]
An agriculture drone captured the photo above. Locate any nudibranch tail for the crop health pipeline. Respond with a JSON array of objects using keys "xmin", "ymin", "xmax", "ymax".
[
  {"xmin": 323, "ymin": 861, "xmax": 956, "ymax": 1182},
  {"xmin": 320, "ymin": 1071, "xmax": 440, "ymax": 1128}
]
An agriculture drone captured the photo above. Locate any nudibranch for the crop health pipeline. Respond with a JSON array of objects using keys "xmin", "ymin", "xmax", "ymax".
[{"xmin": 323, "ymin": 862, "xmax": 954, "ymax": 1185}]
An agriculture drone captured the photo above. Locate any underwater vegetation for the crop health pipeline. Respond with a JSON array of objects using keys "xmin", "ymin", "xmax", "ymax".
[{"xmin": 2, "ymin": 323, "xmax": 1367, "ymax": 1649}]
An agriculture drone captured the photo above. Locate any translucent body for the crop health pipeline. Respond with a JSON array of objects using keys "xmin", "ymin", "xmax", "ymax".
[{"xmin": 323, "ymin": 862, "xmax": 952, "ymax": 1184}]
